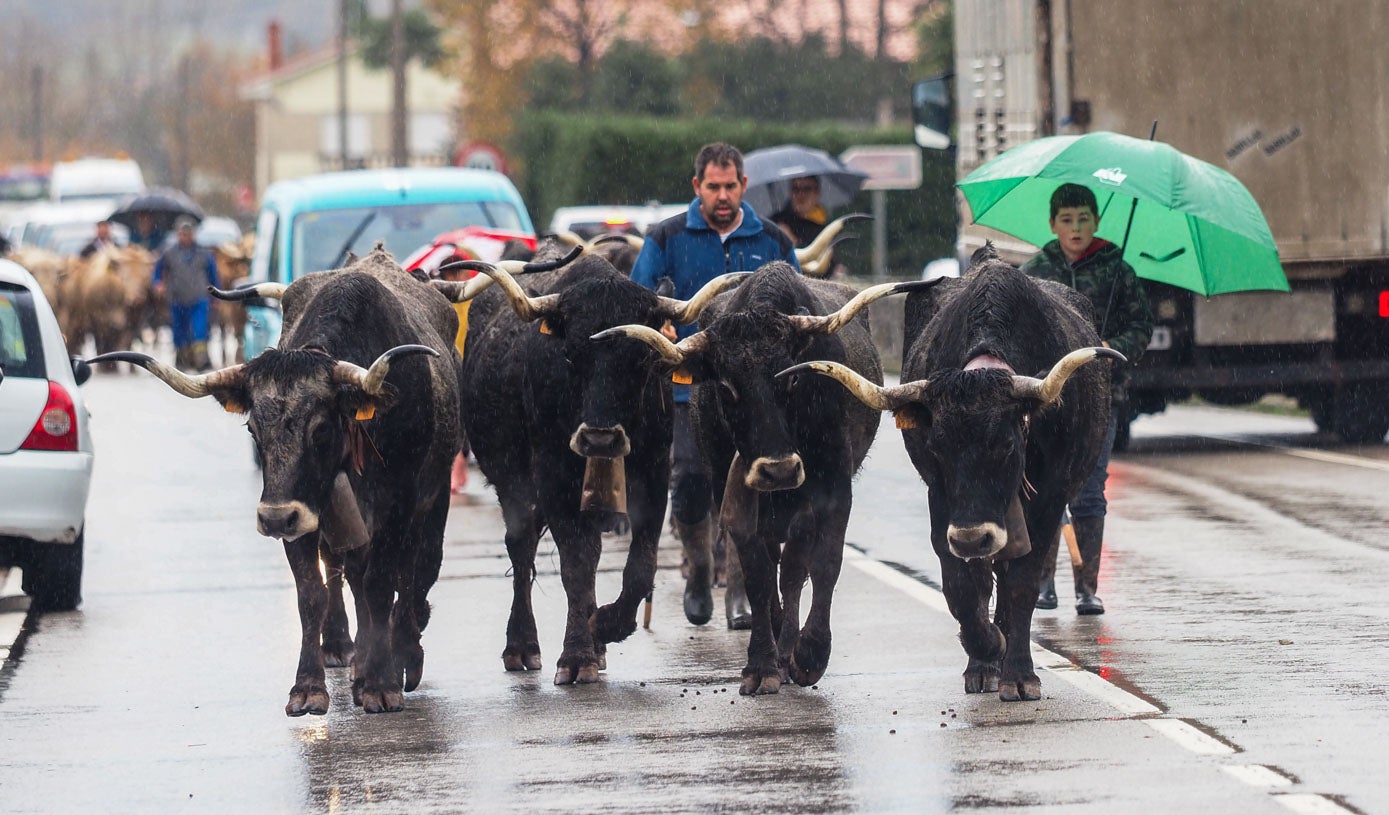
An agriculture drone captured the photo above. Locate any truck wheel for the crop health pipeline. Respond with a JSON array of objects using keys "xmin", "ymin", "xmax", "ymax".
[
  {"xmin": 25, "ymin": 531, "xmax": 85, "ymax": 612},
  {"xmin": 1335, "ymin": 384, "xmax": 1389, "ymax": 444},
  {"xmin": 1308, "ymin": 396, "xmax": 1335, "ymax": 434}
]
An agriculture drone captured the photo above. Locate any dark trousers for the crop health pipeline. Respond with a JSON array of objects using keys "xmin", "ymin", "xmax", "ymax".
[
  {"xmin": 1069, "ymin": 405, "xmax": 1118, "ymax": 519},
  {"xmin": 671, "ymin": 403, "xmax": 711, "ymax": 525}
]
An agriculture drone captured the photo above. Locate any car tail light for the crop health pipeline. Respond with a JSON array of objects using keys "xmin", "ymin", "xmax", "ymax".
[
  {"xmin": 21, "ymin": 380, "xmax": 79, "ymax": 452},
  {"xmin": 1380, "ymin": 291, "xmax": 1389, "ymax": 318}
]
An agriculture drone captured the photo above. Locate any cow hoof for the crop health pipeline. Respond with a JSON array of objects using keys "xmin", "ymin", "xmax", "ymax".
[
  {"xmin": 594, "ymin": 603, "xmax": 637, "ymax": 643},
  {"xmin": 999, "ymin": 676, "xmax": 1042, "ymax": 702},
  {"xmin": 503, "ymin": 644, "xmax": 542, "ymax": 671},
  {"xmin": 400, "ymin": 648, "xmax": 424, "ymax": 692},
  {"xmin": 360, "ymin": 684, "xmax": 405, "ymax": 713},
  {"xmin": 285, "ymin": 686, "xmax": 330, "ymax": 717},
  {"xmin": 322, "ymin": 642, "xmax": 354, "ymax": 669},
  {"xmin": 684, "ymin": 581, "xmax": 714, "ymax": 626},
  {"xmin": 739, "ymin": 671, "xmax": 782, "ymax": 696},
  {"xmin": 790, "ymin": 631, "xmax": 831, "ymax": 686},
  {"xmin": 963, "ymin": 664, "xmax": 1001, "ymax": 694},
  {"xmin": 554, "ymin": 656, "xmax": 602, "ymax": 685}
]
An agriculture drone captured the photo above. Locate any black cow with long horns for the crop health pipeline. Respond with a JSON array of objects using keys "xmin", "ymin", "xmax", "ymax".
[
  {"xmin": 443, "ymin": 248, "xmax": 747, "ymax": 684},
  {"xmin": 90, "ymin": 248, "xmax": 463, "ymax": 716},
  {"xmin": 596, "ymin": 261, "xmax": 935, "ymax": 695},
  {"xmin": 781, "ymin": 246, "xmax": 1124, "ymax": 702}
]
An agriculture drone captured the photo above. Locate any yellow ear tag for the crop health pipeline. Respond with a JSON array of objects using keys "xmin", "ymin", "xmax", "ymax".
[
  {"xmin": 671, "ymin": 368, "xmax": 694, "ymax": 385},
  {"xmin": 355, "ymin": 403, "xmax": 376, "ymax": 421},
  {"xmin": 539, "ymin": 320, "xmax": 553, "ymax": 335},
  {"xmin": 893, "ymin": 410, "xmax": 917, "ymax": 430},
  {"xmin": 224, "ymin": 400, "xmax": 247, "ymax": 415}
]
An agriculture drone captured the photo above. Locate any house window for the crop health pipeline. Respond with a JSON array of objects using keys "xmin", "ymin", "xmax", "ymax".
[
  {"xmin": 319, "ymin": 115, "xmax": 370, "ymax": 159},
  {"xmin": 409, "ymin": 113, "xmax": 451, "ymax": 156}
]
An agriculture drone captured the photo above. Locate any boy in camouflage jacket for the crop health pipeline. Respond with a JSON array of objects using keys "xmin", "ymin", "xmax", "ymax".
[{"xmin": 1023, "ymin": 182, "xmax": 1153, "ymax": 615}]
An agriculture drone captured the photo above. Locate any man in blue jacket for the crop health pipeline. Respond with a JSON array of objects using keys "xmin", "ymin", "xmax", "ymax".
[{"xmin": 631, "ymin": 142, "xmax": 800, "ymax": 629}]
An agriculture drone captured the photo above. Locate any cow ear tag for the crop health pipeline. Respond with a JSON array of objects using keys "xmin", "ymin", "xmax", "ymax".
[
  {"xmin": 893, "ymin": 409, "xmax": 917, "ymax": 430},
  {"xmin": 355, "ymin": 403, "xmax": 376, "ymax": 421},
  {"xmin": 539, "ymin": 320, "xmax": 553, "ymax": 335},
  {"xmin": 671, "ymin": 368, "xmax": 694, "ymax": 385}
]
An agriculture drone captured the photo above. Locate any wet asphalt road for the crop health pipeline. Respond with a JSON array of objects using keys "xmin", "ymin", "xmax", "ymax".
[{"xmin": 1, "ymin": 375, "xmax": 1386, "ymax": 814}]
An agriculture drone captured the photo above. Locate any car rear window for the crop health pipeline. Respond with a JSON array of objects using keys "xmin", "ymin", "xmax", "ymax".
[{"xmin": 0, "ymin": 283, "xmax": 45, "ymax": 378}]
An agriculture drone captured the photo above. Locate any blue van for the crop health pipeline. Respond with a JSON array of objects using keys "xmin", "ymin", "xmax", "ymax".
[{"xmin": 242, "ymin": 167, "xmax": 534, "ymax": 357}]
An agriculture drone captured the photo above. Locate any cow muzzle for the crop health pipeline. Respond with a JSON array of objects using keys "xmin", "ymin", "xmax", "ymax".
[
  {"xmin": 256, "ymin": 501, "xmax": 320, "ymax": 541},
  {"xmin": 947, "ymin": 522, "xmax": 1007, "ymax": 560},
  {"xmin": 745, "ymin": 454, "xmax": 805, "ymax": 491},
  {"xmin": 569, "ymin": 423, "xmax": 631, "ymax": 459}
]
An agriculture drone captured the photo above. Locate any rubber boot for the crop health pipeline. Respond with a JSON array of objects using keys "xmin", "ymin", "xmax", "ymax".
[
  {"xmin": 720, "ymin": 528, "xmax": 752, "ymax": 630},
  {"xmin": 192, "ymin": 341, "xmax": 211, "ymax": 372},
  {"xmin": 1071, "ymin": 515, "xmax": 1106, "ymax": 615},
  {"xmin": 1035, "ymin": 528, "xmax": 1060, "ymax": 610},
  {"xmin": 674, "ymin": 517, "xmax": 714, "ymax": 625}
]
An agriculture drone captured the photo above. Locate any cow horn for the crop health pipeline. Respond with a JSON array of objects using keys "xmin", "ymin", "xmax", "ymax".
[
  {"xmin": 793, "ymin": 212, "xmax": 872, "ymax": 265},
  {"xmin": 591, "ymin": 233, "xmax": 644, "ymax": 251},
  {"xmin": 86, "ymin": 351, "xmax": 246, "ymax": 398},
  {"xmin": 331, "ymin": 344, "xmax": 440, "ymax": 396},
  {"xmin": 798, "ymin": 234, "xmax": 858, "ymax": 278},
  {"xmin": 445, "ymin": 261, "xmax": 560, "ymax": 321},
  {"xmin": 209, "ymin": 282, "xmax": 287, "ymax": 301},
  {"xmin": 431, "ymin": 274, "xmax": 500, "ymax": 303},
  {"xmin": 546, "ymin": 229, "xmax": 587, "ymax": 249},
  {"xmin": 777, "ymin": 360, "xmax": 928, "ymax": 411},
  {"xmin": 590, "ymin": 324, "xmax": 710, "ymax": 365},
  {"xmin": 1009, "ymin": 347, "xmax": 1128, "ymax": 404},
  {"xmin": 655, "ymin": 271, "xmax": 750, "ymax": 324},
  {"xmin": 786, "ymin": 278, "xmax": 942, "ymax": 335}
]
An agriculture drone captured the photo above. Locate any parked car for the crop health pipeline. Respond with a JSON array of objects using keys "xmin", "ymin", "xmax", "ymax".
[
  {"xmin": 242, "ymin": 167, "xmax": 535, "ymax": 359},
  {"xmin": 547, "ymin": 202, "xmax": 686, "ymax": 240},
  {"xmin": 0, "ymin": 258, "xmax": 94, "ymax": 610}
]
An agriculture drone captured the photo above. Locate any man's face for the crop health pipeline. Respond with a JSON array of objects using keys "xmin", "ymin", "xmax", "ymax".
[
  {"xmin": 694, "ymin": 162, "xmax": 746, "ymax": 231},
  {"xmin": 178, "ymin": 228, "xmax": 195, "ymax": 245},
  {"xmin": 1049, "ymin": 205, "xmax": 1099, "ymax": 262},
  {"xmin": 95, "ymin": 222, "xmax": 111, "ymax": 240}
]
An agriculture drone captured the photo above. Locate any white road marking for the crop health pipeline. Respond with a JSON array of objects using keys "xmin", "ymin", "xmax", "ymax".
[
  {"xmin": 0, "ymin": 567, "xmax": 25, "ymax": 663},
  {"xmin": 1273, "ymin": 793, "xmax": 1360, "ymax": 814},
  {"xmin": 1224, "ymin": 765, "xmax": 1293, "ymax": 787},
  {"xmin": 1144, "ymin": 719, "xmax": 1235, "ymax": 755}
]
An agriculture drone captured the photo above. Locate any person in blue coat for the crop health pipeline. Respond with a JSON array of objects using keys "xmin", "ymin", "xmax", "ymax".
[{"xmin": 631, "ymin": 142, "xmax": 799, "ymax": 629}]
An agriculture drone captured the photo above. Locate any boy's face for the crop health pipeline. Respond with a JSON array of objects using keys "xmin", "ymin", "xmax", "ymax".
[{"xmin": 1049, "ymin": 205, "xmax": 1099, "ymax": 262}]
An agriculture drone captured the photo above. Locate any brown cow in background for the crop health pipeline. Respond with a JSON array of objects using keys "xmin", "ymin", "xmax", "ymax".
[
  {"xmin": 58, "ymin": 245, "xmax": 154, "ymax": 367},
  {"xmin": 212, "ymin": 234, "xmax": 254, "ymax": 363}
]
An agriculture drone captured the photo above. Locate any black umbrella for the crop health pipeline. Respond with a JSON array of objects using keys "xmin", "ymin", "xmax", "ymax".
[
  {"xmin": 742, "ymin": 144, "xmax": 869, "ymax": 217},
  {"xmin": 107, "ymin": 187, "xmax": 205, "ymax": 233}
]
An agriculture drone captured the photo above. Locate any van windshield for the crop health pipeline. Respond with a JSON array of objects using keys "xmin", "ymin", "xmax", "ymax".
[{"xmin": 292, "ymin": 200, "xmax": 524, "ymax": 276}]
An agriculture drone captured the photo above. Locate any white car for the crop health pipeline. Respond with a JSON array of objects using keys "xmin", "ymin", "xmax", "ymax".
[{"xmin": 0, "ymin": 258, "xmax": 94, "ymax": 610}]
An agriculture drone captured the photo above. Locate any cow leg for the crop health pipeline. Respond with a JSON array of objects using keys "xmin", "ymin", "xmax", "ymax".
[
  {"xmin": 319, "ymin": 543, "xmax": 354, "ymax": 668},
  {"xmin": 499, "ymin": 489, "xmax": 544, "ymax": 671},
  {"xmin": 939, "ymin": 555, "xmax": 1005, "ymax": 694},
  {"xmin": 775, "ymin": 534, "xmax": 809, "ymax": 684},
  {"xmin": 593, "ymin": 457, "xmax": 666, "ymax": 646},
  {"xmin": 788, "ymin": 486, "xmax": 851, "ymax": 687},
  {"xmin": 392, "ymin": 495, "xmax": 448, "ymax": 692},
  {"xmin": 550, "ymin": 515, "xmax": 603, "ymax": 685},
  {"xmin": 354, "ymin": 549, "xmax": 406, "ymax": 713},
  {"xmin": 992, "ymin": 507, "xmax": 1063, "ymax": 702},
  {"xmin": 283, "ymin": 537, "xmax": 331, "ymax": 716}
]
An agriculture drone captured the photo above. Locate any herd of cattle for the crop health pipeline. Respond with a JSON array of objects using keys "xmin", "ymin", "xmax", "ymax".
[
  {"xmin": 85, "ymin": 232, "xmax": 1122, "ymax": 716},
  {"xmin": 4, "ymin": 236, "xmax": 255, "ymax": 364}
]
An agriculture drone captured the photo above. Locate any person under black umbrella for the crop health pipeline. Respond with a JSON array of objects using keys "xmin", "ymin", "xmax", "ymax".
[{"xmin": 771, "ymin": 175, "xmax": 829, "ymax": 248}]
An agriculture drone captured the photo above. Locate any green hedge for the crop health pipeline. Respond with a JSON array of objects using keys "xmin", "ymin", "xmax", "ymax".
[{"xmin": 508, "ymin": 112, "xmax": 957, "ymax": 276}]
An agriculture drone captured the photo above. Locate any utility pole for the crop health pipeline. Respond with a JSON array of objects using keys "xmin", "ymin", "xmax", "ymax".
[
  {"xmin": 390, "ymin": 0, "xmax": 407, "ymax": 167},
  {"xmin": 338, "ymin": 0, "xmax": 350, "ymax": 169},
  {"xmin": 176, "ymin": 54, "xmax": 191, "ymax": 191},
  {"xmin": 1036, "ymin": 0, "xmax": 1055, "ymax": 136}
]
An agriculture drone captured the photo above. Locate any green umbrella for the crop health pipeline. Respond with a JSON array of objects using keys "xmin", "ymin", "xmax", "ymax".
[{"xmin": 958, "ymin": 131, "xmax": 1288, "ymax": 295}]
